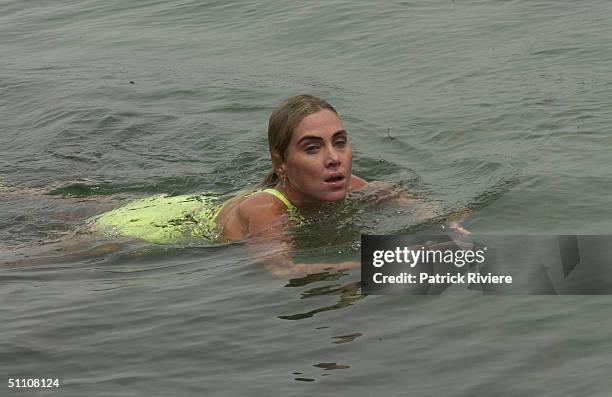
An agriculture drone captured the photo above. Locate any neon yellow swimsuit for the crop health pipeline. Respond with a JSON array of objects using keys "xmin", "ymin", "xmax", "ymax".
[{"xmin": 89, "ymin": 188, "xmax": 300, "ymax": 244}]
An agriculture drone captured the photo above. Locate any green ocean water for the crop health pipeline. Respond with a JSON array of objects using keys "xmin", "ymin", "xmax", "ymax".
[{"xmin": 1, "ymin": 0, "xmax": 612, "ymax": 395}]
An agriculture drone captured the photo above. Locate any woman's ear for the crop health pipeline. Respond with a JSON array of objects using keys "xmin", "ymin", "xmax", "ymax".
[{"xmin": 271, "ymin": 151, "xmax": 286, "ymax": 177}]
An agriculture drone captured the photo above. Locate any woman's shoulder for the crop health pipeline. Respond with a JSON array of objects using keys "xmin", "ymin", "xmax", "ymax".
[
  {"xmin": 219, "ymin": 191, "xmax": 286, "ymax": 223},
  {"xmin": 349, "ymin": 174, "xmax": 368, "ymax": 190},
  {"xmin": 238, "ymin": 190, "xmax": 287, "ymax": 217},
  {"xmin": 217, "ymin": 190, "xmax": 288, "ymax": 241}
]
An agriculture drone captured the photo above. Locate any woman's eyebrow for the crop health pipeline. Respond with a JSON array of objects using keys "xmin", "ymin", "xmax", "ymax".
[
  {"xmin": 296, "ymin": 130, "xmax": 347, "ymax": 145},
  {"xmin": 297, "ymin": 135, "xmax": 322, "ymax": 144}
]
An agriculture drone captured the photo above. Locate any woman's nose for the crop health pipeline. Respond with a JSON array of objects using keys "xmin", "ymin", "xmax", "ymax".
[{"xmin": 324, "ymin": 147, "xmax": 341, "ymax": 167}]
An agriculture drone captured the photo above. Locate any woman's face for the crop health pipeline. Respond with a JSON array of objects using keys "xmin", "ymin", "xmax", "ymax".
[{"xmin": 279, "ymin": 109, "xmax": 353, "ymax": 204}]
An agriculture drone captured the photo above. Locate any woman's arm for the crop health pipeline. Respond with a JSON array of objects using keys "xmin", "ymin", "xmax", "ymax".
[
  {"xmin": 352, "ymin": 180, "xmax": 472, "ymax": 235},
  {"xmin": 223, "ymin": 194, "xmax": 359, "ymax": 278},
  {"xmin": 243, "ymin": 237, "xmax": 358, "ymax": 278}
]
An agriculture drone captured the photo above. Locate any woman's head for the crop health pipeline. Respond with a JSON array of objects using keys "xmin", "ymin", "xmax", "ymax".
[
  {"xmin": 268, "ymin": 94, "xmax": 338, "ymax": 160},
  {"xmin": 267, "ymin": 95, "xmax": 353, "ymax": 204}
]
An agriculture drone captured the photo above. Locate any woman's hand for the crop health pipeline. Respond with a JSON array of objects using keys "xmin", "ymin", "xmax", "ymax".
[
  {"xmin": 444, "ymin": 209, "xmax": 473, "ymax": 237},
  {"xmin": 443, "ymin": 220, "xmax": 472, "ymax": 237}
]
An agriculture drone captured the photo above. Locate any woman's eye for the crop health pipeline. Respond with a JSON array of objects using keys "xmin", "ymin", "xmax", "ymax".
[
  {"xmin": 334, "ymin": 139, "xmax": 347, "ymax": 148},
  {"xmin": 305, "ymin": 146, "xmax": 319, "ymax": 154}
]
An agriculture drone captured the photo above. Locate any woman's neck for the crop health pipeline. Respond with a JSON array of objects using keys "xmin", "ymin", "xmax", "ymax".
[{"xmin": 274, "ymin": 184, "xmax": 329, "ymax": 216}]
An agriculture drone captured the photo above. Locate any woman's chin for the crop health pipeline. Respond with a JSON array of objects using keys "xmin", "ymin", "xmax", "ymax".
[{"xmin": 320, "ymin": 190, "xmax": 348, "ymax": 202}]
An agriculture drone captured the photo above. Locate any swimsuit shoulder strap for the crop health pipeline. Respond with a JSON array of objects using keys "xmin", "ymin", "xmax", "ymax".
[{"xmin": 260, "ymin": 188, "xmax": 298, "ymax": 213}]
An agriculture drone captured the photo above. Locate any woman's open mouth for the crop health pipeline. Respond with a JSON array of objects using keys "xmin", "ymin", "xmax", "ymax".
[{"xmin": 324, "ymin": 174, "xmax": 345, "ymax": 187}]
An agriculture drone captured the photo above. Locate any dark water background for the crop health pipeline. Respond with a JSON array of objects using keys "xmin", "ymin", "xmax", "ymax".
[{"xmin": 2, "ymin": 0, "xmax": 612, "ymax": 395}]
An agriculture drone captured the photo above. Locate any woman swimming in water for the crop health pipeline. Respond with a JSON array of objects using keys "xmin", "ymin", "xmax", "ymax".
[
  {"xmin": 2, "ymin": 95, "xmax": 468, "ymax": 275},
  {"xmin": 216, "ymin": 94, "xmax": 368, "ymax": 241},
  {"xmin": 89, "ymin": 95, "xmax": 366, "ymax": 245},
  {"xmin": 87, "ymin": 94, "xmax": 470, "ymax": 276}
]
